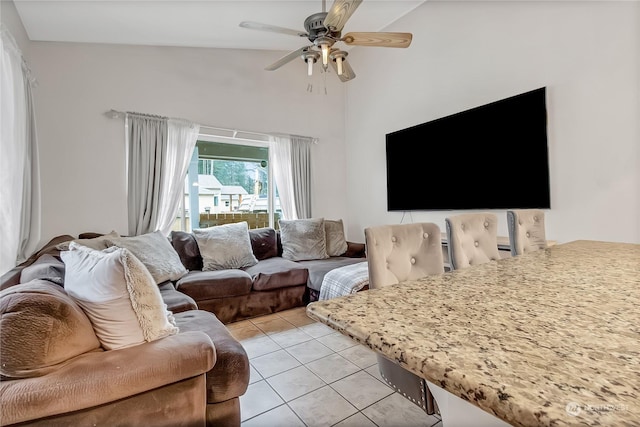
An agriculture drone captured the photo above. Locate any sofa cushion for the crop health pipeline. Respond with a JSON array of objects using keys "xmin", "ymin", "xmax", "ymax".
[
  {"xmin": 193, "ymin": 222, "xmax": 258, "ymax": 271},
  {"xmin": 176, "ymin": 269, "xmax": 253, "ymax": 299},
  {"xmin": 0, "ymin": 279, "xmax": 101, "ymax": 379},
  {"xmin": 325, "ymin": 219, "xmax": 349, "ymax": 256},
  {"xmin": 61, "ymin": 243, "xmax": 179, "ymax": 350},
  {"xmin": 279, "ymin": 218, "xmax": 329, "ymax": 261},
  {"xmin": 249, "ymin": 227, "xmax": 278, "ymax": 261},
  {"xmin": 19, "ymin": 254, "xmax": 65, "ymax": 286},
  {"xmin": 170, "ymin": 230, "xmax": 203, "ymax": 271},
  {"xmin": 104, "ymin": 231, "xmax": 188, "ymax": 284},
  {"xmin": 158, "ymin": 281, "xmax": 198, "ymax": 313},
  {"xmin": 174, "ymin": 310, "xmax": 249, "ymax": 403},
  {"xmin": 296, "ymin": 257, "xmax": 367, "ymax": 292},
  {"xmin": 243, "ymin": 258, "xmax": 309, "ymax": 291}
]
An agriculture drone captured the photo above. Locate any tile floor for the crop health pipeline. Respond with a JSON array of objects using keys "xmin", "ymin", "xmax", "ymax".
[{"xmin": 227, "ymin": 307, "xmax": 442, "ymax": 427}]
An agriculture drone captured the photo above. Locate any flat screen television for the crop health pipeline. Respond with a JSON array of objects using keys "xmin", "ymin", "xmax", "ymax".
[{"xmin": 386, "ymin": 87, "xmax": 550, "ymax": 211}]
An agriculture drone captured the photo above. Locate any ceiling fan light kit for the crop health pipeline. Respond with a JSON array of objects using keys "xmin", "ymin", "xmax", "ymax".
[
  {"xmin": 303, "ymin": 51, "xmax": 320, "ymax": 76},
  {"xmin": 330, "ymin": 50, "xmax": 347, "ymax": 76},
  {"xmin": 239, "ymin": 0, "xmax": 413, "ymax": 83}
]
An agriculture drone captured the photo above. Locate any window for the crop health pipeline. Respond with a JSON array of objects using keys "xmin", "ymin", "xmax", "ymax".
[{"xmin": 174, "ymin": 139, "xmax": 281, "ymax": 232}]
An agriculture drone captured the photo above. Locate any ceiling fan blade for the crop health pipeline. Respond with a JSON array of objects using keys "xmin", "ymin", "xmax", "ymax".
[
  {"xmin": 342, "ymin": 32, "xmax": 413, "ymax": 48},
  {"xmin": 324, "ymin": 0, "xmax": 363, "ymax": 32},
  {"xmin": 239, "ymin": 21, "xmax": 308, "ymax": 38},
  {"xmin": 265, "ymin": 46, "xmax": 310, "ymax": 71},
  {"xmin": 330, "ymin": 58, "xmax": 356, "ymax": 82}
]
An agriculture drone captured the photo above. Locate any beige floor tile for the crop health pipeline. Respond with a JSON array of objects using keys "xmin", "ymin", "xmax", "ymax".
[
  {"xmin": 239, "ymin": 380, "xmax": 284, "ymax": 422},
  {"xmin": 331, "ymin": 371, "xmax": 394, "ymax": 410},
  {"xmin": 285, "ymin": 339, "xmax": 334, "ymax": 364},
  {"xmin": 269, "ymin": 328, "xmax": 314, "ymax": 348},
  {"xmin": 240, "ymin": 312, "xmax": 444, "ymax": 427},
  {"xmin": 253, "ymin": 317, "xmax": 297, "ymax": 335},
  {"xmin": 305, "ymin": 353, "xmax": 361, "ymax": 383},
  {"xmin": 317, "ymin": 332, "xmax": 359, "ymax": 352},
  {"xmin": 228, "ymin": 321, "xmax": 265, "ymax": 341},
  {"xmin": 277, "ymin": 306, "xmax": 307, "ymax": 317},
  {"xmin": 248, "ymin": 364, "xmax": 262, "ymax": 385},
  {"xmin": 361, "ymin": 393, "xmax": 439, "ymax": 427},
  {"xmin": 266, "ymin": 365, "xmax": 326, "ymax": 402},
  {"xmin": 227, "ymin": 319, "xmax": 254, "ymax": 329},
  {"xmin": 251, "ymin": 349, "xmax": 301, "ymax": 378},
  {"xmin": 241, "ymin": 335, "xmax": 281, "ymax": 359},
  {"xmin": 241, "ymin": 404, "xmax": 305, "ymax": 427},
  {"xmin": 298, "ymin": 321, "xmax": 336, "ymax": 338},
  {"xmin": 278, "ymin": 309, "xmax": 317, "ymax": 327},
  {"xmin": 249, "ymin": 312, "xmax": 282, "ymax": 324},
  {"xmin": 339, "ymin": 345, "xmax": 378, "ymax": 369},
  {"xmin": 288, "ymin": 386, "xmax": 358, "ymax": 426},
  {"xmin": 332, "ymin": 412, "xmax": 378, "ymax": 427},
  {"xmin": 365, "ymin": 364, "xmax": 386, "ymax": 384}
]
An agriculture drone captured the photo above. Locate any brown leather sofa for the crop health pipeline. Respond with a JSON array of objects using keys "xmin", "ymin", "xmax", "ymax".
[
  {"xmin": 170, "ymin": 227, "xmax": 366, "ymax": 323},
  {"xmin": 0, "ymin": 238, "xmax": 250, "ymax": 427}
]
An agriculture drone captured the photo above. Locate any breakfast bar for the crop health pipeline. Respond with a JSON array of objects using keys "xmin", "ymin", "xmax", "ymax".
[{"xmin": 306, "ymin": 240, "xmax": 640, "ymax": 426}]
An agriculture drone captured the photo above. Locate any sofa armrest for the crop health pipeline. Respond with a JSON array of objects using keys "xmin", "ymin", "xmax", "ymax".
[
  {"xmin": 344, "ymin": 242, "xmax": 366, "ymax": 258},
  {"xmin": 0, "ymin": 331, "xmax": 216, "ymax": 425}
]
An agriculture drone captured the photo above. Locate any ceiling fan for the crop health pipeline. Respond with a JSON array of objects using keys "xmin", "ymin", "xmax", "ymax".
[{"xmin": 239, "ymin": 0, "xmax": 413, "ymax": 82}]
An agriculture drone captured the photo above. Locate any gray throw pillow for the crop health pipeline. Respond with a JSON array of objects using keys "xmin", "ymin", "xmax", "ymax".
[
  {"xmin": 193, "ymin": 221, "xmax": 259, "ymax": 271},
  {"xmin": 324, "ymin": 219, "xmax": 348, "ymax": 257},
  {"xmin": 279, "ymin": 218, "xmax": 329, "ymax": 261},
  {"xmin": 104, "ymin": 231, "xmax": 188, "ymax": 284}
]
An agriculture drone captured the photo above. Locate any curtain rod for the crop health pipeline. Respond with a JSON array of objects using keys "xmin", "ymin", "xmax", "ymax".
[
  {"xmin": 106, "ymin": 109, "xmax": 318, "ymax": 143},
  {"xmin": 106, "ymin": 109, "xmax": 272, "ymax": 139}
]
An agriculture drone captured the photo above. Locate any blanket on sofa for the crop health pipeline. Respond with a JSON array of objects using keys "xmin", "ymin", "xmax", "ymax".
[{"xmin": 319, "ymin": 261, "xmax": 369, "ymax": 301}]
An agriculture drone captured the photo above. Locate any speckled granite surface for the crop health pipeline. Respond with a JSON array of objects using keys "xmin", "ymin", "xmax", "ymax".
[{"xmin": 307, "ymin": 240, "xmax": 640, "ymax": 427}]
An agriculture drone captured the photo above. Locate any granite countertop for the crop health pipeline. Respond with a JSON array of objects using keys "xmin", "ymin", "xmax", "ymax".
[{"xmin": 306, "ymin": 240, "xmax": 640, "ymax": 426}]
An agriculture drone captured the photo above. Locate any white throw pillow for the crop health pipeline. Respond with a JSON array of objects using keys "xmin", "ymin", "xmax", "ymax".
[
  {"xmin": 324, "ymin": 219, "xmax": 348, "ymax": 256},
  {"xmin": 104, "ymin": 230, "xmax": 187, "ymax": 284},
  {"xmin": 193, "ymin": 221, "xmax": 258, "ymax": 271},
  {"xmin": 279, "ymin": 218, "xmax": 329, "ymax": 261},
  {"xmin": 61, "ymin": 243, "xmax": 179, "ymax": 350}
]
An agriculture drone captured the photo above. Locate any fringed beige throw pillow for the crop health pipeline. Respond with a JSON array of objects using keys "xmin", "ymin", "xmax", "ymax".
[{"xmin": 61, "ymin": 243, "xmax": 179, "ymax": 350}]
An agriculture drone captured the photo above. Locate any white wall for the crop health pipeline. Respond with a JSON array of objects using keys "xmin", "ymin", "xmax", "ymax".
[
  {"xmin": 5, "ymin": 1, "xmax": 640, "ymax": 248},
  {"xmin": 27, "ymin": 42, "xmax": 348, "ymax": 245},
  {"xmin": 0, "ymin": 0, "xmax": 30, "ymax": 58},
  {"xmin": 344, "ymin": 1, "xmax": 639, "ymax": 244}
]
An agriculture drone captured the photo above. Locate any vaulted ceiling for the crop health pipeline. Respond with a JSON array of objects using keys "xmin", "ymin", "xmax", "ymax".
[{"xmin": 13, "ymin": 1, "xmax": 425, "ymax": 52}]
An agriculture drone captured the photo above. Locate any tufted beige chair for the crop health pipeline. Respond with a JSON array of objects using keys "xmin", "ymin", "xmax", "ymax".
[
  {"xmin": 507, "ymin": 209, "xmax": 547, "ymax": 256},
  {"xmin": 364, "ymin": 222, "xmax": 444, "ymax": 415},
  {"xmin": 445, "ymin": 213, "xmax": 501, "ymax": 270}
]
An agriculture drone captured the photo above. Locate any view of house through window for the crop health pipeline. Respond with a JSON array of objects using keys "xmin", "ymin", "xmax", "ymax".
[{"xmin": 173, "ymin": 139, "xmax": 282, "ymax": 232}]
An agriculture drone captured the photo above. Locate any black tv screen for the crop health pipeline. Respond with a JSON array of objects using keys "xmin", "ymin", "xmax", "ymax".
[{"xmin": 386, "ymin": 87, "xmax": 550, "ymax": 211}]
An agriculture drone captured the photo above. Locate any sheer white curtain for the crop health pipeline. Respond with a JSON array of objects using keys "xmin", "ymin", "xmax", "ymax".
[
  {"xmin": 0, "ymin": 28, "xmax": 41, "ymax": 275},
  {"xmin": 157, "ymin": 119, "xmax": 199, "ymax": 235},
  {"xmin": 269, "ymin": 135, "xmax": 297, "ymax": 220},
  {"xmin": 269, "ymin": 134, "xmax": 314, "ymax": 220},
  {"xmin": 126, "ymin": 114, "xmax": 198, "ymax": 236}
]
